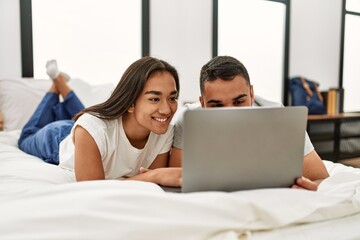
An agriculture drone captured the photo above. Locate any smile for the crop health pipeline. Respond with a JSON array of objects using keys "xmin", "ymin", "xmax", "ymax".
[{"xmin": 152, "ymin": 117, "xmax": 168, "ymax": 122}]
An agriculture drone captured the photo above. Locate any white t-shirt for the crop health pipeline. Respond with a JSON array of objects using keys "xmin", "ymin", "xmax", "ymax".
[
  {"xmin": 59, "ymin": 113, "xmax": 174, "ymax": 179},
  {"xmin": 172, "ymin": 95, "xmax": 314, "ymax": 156}
]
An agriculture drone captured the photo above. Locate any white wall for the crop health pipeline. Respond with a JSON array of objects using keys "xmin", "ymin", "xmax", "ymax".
[
  {"xmin": 0, "ymin": 0, "xmax": 343, "ymax": 98},
  {"xmin": 0, "ymin": 0, "xmax": 22, "ymax": 77}
]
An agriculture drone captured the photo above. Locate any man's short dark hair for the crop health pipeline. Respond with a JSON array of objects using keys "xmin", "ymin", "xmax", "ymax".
[{"xmin": 200, "ymin": 56, "xmax": 251, "ymax": 95}]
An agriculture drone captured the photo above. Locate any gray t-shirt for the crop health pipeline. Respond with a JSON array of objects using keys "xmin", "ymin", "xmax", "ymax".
[{"xmin": 172, "ymin": 95, "xmax": 314, "ymax": 156}]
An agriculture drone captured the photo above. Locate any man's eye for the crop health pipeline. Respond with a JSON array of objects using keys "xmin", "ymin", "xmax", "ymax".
[
  {"xmin": 234, "ymin": 100, "xmax": 245, "ymax": 105},
  {"xmin": 209, "ymin": 104, "xmax": 223, "ymax": 108},
  {"xmin": 150, "ymin": 98, "xmax": 160, "ymax": 102}
]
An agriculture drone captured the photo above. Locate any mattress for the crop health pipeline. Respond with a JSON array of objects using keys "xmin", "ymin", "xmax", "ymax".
[{"xmin": 1, "ymin": 130, "xmax": 360, "ymax": 239}]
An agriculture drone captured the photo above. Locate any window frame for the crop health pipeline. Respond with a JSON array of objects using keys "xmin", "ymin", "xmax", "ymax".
[{"xmin": 339, "ymin": 0, "xmax": 360, "ymax": 113}]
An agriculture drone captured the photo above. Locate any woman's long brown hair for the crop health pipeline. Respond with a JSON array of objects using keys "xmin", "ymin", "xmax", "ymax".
[{"xmin": 73, "ymin": 56, "xmax": 179, "ymax": 121}]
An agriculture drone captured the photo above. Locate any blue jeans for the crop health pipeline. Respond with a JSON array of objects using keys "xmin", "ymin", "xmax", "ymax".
[{"xmin": 18, "ymin": 91, "xmax": 85, "ymax": 164}]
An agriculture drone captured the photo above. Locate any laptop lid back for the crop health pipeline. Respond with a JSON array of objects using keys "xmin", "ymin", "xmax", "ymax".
[{"xmin": 182, "ymin": 106, "xmax": 308, "ymax": 193}]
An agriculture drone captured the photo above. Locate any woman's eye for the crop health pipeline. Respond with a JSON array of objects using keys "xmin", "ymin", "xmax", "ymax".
[
  {"xmin": 169, "ymin": 97, "xmax": 178, "ymax": 102},
  {"xmin": 149, "ymin": 98, "xmax": 160, "ymax": 102}
]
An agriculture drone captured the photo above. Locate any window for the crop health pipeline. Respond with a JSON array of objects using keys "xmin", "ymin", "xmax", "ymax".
[{"xmin": 215, "ymin": 0, "xmax": 288, "ymax": 103}]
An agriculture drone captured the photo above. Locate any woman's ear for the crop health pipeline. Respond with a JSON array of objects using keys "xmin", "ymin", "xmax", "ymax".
[{"xmin": 128, "ymin": 104, "xmax": 135, "ymax": 113}]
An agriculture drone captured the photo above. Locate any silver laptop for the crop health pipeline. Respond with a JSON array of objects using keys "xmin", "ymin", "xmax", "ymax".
[{"xmin": 181, "ymin": 106, "xmax": 308, "ymax": 193}]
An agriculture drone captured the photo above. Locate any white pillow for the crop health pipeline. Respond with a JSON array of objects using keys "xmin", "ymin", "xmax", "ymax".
[{"xmin": 0, "ymin": 78, "xmax": 114, "ymax": 131}]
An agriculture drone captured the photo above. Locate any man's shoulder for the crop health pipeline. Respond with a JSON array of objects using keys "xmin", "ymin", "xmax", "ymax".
[
  {"xmin": 172, "ymin": 102, "xmax": 201, "ymax": 125},
  {"xmin": 182, "ymin": 101, "xmax": 202, "ymax": 110},
  {"xmin": 254, "ymin": 95, "xmax": 283, "ymax": 107}
]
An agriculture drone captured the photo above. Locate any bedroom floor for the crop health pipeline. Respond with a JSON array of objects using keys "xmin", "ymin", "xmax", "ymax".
[{"xmin": 338, "ymin": 157, "xmax": 360, "ymax": 168}]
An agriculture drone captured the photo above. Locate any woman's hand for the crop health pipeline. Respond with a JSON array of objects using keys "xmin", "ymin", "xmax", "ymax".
[{"xmin": 128, "ymin": 167, "xmax": 182, "ymax": 187}]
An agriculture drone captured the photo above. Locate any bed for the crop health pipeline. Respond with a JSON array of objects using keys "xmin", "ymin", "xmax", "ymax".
[{"xmin": 1, "ymin": 78, "xmax": 360, "ymax": 239}]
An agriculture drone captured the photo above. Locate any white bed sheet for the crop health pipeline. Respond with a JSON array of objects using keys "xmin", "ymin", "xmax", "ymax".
[{"xmin": 1, "ymin": 130, "xmax": 360, "ymax": 240}]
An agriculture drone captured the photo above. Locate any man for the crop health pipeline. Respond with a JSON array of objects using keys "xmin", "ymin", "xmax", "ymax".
[{"xmin": 169, "ymin": 56, "xmax": 329, "ymax": 191}]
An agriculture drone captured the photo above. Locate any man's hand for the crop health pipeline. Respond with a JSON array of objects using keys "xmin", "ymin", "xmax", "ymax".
[{"xmin": 291, "ymin": 176, "xmax": 319, "ymax": 191}]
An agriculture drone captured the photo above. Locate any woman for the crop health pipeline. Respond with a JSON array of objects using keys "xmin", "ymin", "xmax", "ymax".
[{"xmin": 18, "ymin": 57, "xmax": 181, "ymax": 187}]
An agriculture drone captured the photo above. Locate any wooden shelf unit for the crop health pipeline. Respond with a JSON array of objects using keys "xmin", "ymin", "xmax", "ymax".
[{"xmin": 307, "ymin": 113, "xmax": 360, "ymax": 162}]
